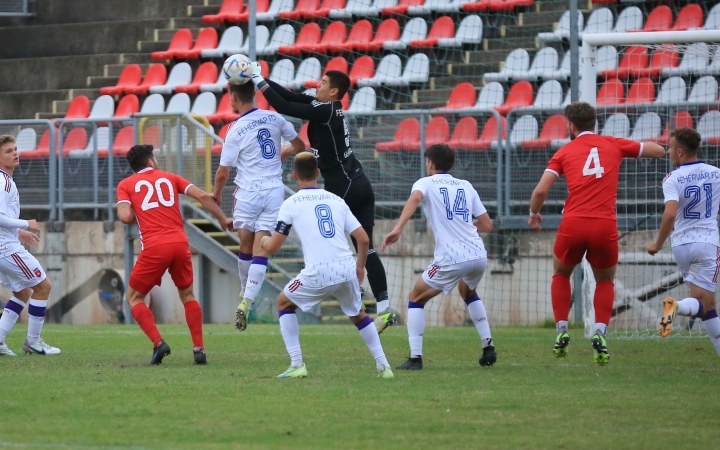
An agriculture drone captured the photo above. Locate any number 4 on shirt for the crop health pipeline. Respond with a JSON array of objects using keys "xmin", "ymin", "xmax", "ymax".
[{"xmin": 582, "ymin": 147, "xmax": 605, "ymax": 179}]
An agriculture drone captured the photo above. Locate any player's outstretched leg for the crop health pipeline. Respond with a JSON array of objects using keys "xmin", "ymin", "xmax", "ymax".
[
  {"xmin": 0, "ymin": 296, "xmax": 26, "ymax": 356},
  {"xmin": 397, "ymin": 301, "xmax": 425, "ymax": 370},
  {"xmin": 659, "ymin": 297, "xmax": 680, "ymax": 338},
  {"xmin": 277, "ymin": 303, "xmax": 307, "ymax": 378},
  {"xmin": 350, "ymin": 313, "xmax": 393, "ymax": 378},
  {"xmin": 22, "ymin": 279, "xmax": 60, "ymax": 356}
]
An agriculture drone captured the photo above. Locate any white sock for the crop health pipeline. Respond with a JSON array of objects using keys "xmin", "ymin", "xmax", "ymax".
[
  {"xmin": 677, "ymin": 297, "xmax": 702, "ymax": 316},
  {"xmin": 407, "ymin": 302, "xmax": 425, "ymax": 358},
  {"xmin": 27, "ymin": 299, "xmax": 47, "ymax": 344},
  {"xmin": 237, "ymin": 252, "xmax": 252, "ymax": 291},
  {"xmin": 556, "ymin": 320, "xmax": 569, "ymax": 335},
  {"xmin": 279, "ymin": 311, "xmax": 303, "ymax": 367},
  {"xmin": 594, "ymin": 322, "xmax": 608, "ymax": 336},
  {"xmin": 376, "ymin": 299, "xmax": 389, "ymax": 313},
  {"xmin": 0, "ymin": 297, "xmax": 26, "ymax": 342},
  {"xmin": 356, "ymin": 319, "xmax": 390, "ymax": 371},
  {"xmin": 465, "ymin": 296, "xmax": 493, "ymax": 348},
  {"xmin": 244, "ymin": 258, "xmax": 268, "ymax": 306},
  {"xmin": 701, "ymin": 312, "xmax": 720, "ymax": 357}
]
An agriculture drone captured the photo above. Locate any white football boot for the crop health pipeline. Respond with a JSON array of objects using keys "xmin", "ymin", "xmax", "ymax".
[{"xmin": 22, "ymin": 338, "xmax": 61, "ymax": 355}]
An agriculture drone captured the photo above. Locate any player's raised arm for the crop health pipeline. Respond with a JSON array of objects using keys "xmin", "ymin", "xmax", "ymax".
[
  {"xmin": 252, "ymin": 66, "xmax": 334, "ymax": 122},
  {"xmin": 638, "ymin": 141, "xmax": 666, "ymax": 159},
  {"xmin": 528, "ymin": 171, "xmax": 559, "ymax": 230},
  {"xmin": 185, "ymin": 185, "xmax": 233, "ymax": 231},
  {"xmin": 382, "ymin": 190, "xmax": 423, "ymax": 250}
]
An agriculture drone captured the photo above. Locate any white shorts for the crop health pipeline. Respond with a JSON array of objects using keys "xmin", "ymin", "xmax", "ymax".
[
  {"xmin": 0, "ymin": 249, "xmax": 47, "ymax": 292},
  {"xmin": 672, "ymin": 243, "xmax": 720, "ymax": 292},
  {"xmin": 284, "ymin": 275, "xmax": 363, "ymax": 317},
  {"xmin": 422, "ymin": 258, "xmax": 487, "ymax": 295},
  {"xmin": 233, "ymin": 186, "xmax": 284, "ymax": 233}
]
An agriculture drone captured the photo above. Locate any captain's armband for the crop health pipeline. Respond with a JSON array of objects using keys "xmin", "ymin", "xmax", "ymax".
[{"xmin": 275, "ymin": 221, "xmax": 292, "ymax": 236}]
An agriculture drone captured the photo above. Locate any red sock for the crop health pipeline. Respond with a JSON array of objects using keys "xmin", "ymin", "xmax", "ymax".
[
  {"xmin": 593, "ymin": 281, "xmax": 614, "ymax": 325},
  {"xmin": 184, "ymin": 300, "xmax": 204, "ymax": 349},
  {"xmin": 131, "ymin": 303, "xmax": 163, "ymax": 347},
  {"xmin": 551, "ymin": 273, "xmax": 572, "ymax": 322}
]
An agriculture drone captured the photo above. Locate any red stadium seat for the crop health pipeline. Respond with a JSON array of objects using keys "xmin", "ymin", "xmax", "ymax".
[
  {"xmin": 211, "ymin": 122, "xmax": 231, "ymax": 155},
  {"xmin": 629, "ymin": 44, "xmax": 678, "ymax": 78},
  {"xmin": 299, "ymin": 122, "xmax": 310, "ymax": 148},
  {"xmin": 112, "ymin": 126, "xmax": 137, "ymax": 156},
  {"xmin": 494, "ymin": 81, "xmax": 533, "ymax": 116},
  {"xmin": 468, "ymin": 116, "xmax": 506, "ymax": 150},
  {"xmin": 279, "ymin": 0, "xmax": 321, "ymax": 20},
  {"xmin": 175, "ymin": 28, "xmax": 218, "ymax": 59},
  {"xmin": 100, "ymin": 64, "xmax": 142, "ymax": 96},
  {"xmin": 411, "ymin": 16, "xmax": 454, "ymax": 48},
  {"xmin": 625, "ymin": 77, "xmax": 655, "ymax": 105},
  {"xmin": 354, "ymin": 19, "xmax": 400, "ymax": 53},
  {"xmin": 376, "ymin": 118, "xmax": 420, "ymax": 152},
  {"xmin": 202, "ymin": 0, "xmax": 244, "ymax": 24},
  {"xmin": 21, "ymin": 129, "xmax": 57, "ymax": 159},
  {"xmin": 642, "ymin": 6, "xmax": 672, "ymax": 32},
  {"xmin": 671, "ymin": 4, "xmax": 703, "ymax": 31},
  {"xmin": 206, "ymin": 93, "xmax": 237, "ymax": 124},
  {"xmin": 348, "ymin": 56, "xmax": 374, "ymax": 87},
  {"xmin": 64, "ymin": 96, "xmax": 90, "ymax": 120},
  {"xmin": 602, "ymin": 46, "xmax": 648, "ymax": 79},
  {"xmin": 657, "ymin": 111, "xmax": 694, "ymax": 145},
  {"xmin": 463, "ymin": 0, "xmax": 532, "ymax": 13},
  {"xmin": 521, "ymin": 114, "xmax": 567, "ymax": 149},
  {"xmin": 334, "ymin": 20, "xmax": 373, "ymax": 52},
  {"xmin": 61, "ymin": 128, "xmax": 88, "ymax": 156},
  {"xmin": 278, "ymin": 23, "xmax": 322, "ymax": 56},
  {"xmin": 233, "ymin": 0, "xmax": 270, "ymax": 22},
  {"xmin": 114, "ymin": 94, "xmax": 139, "ymax": 118},
  {"xmin": 124, "ymin": 64, "xmax": 167, "ymax": 96},
  {"xmin": 597, "ymin": 78, "xmax": 625, "ymax": 105},
  {"xmin": 313, "ymin": 0, "xmax": 345, "ymax": 18},
  {"xmin": 151, "ymin": 29, "xmax": 193, "ymax": 60},
  {"xmin": 305, "ymin": 21, "xmax": 346, "ymax": 53},
  {"xmin": 590, "ymin": 0, "xmax": 615, "ymax": 4},
  {"xmin": 258, "ymin": 60, "xmax": 270, "ymax": 78},
  {"xmin": 256, "ymin": 90, "xmax": 270, "ymax": 110},
  {"xmin": 382, "ymin": 0, "xmax": 423, "ymax": 16},
  {"xmin": 437, "ymin": 83, "xmax": 476, "ymax": 110},
  {"xmin": 448, "ymin": 117, "xmax": 479, "ymax": 149},
  {"xmin": 341, "ymin": 92, "xmax": 349, "ymax": 110},
  {"xmin": 175, "ymin": 62, "xmax": 218, "ymax": 94},
  {"xmin": 304, "ymin": 57, "xmax": 348, "ymax": 88}
]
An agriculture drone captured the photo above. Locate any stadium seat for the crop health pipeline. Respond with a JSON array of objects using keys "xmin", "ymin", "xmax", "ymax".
[
  {"xmin": 507, "ymin": 115, "xmax": 538, "ymax": 149},
  {"xmin": 175, "ymin": 28, "xmax": 218, "ymax": 59},
  {"xmin": 69, "ymin": 127, "xmax": 110, "ymax": 158},
  {"xmin": 289, "ymin": 58, "xmax": 322, "ymax": 90},
  {"xmin": 521, "ymin": 114, "xmax": 567, "ymax": 150},
  {"xmin": 202, "ymin": 0, "xmax": 243, "ymax": 23},
  {"xmin": 64, "ymin": 96, "xmax": 91, "ymax": 120},
  {"xmin": 437, "ymin": 82, "xmax": 476, "ymax": 110},
  {"xmin": 629, "ymin": 112, "xmax": 662, "ymax": 141},
  {"xmin": 382, "ymin": 0, "xmax": 422, "ymax": 16},
  {"xmin": 278, "ymin": 23, "xmax": 322, "ymax": 56},
  {"xmin": 601, "ymin": 46, "xmax": 647, "ymax": 79},
  {"xmin": 407, "ymin": 116, "xmax": 451, "ymax": 151},
  {"xmin": 256, "ymin": 89, "xmax": 270, "ymax": 110},
  {"xmin": 200, "ymin": 71, "xmax": 229, "ymax": 93},
  {"xmin": 698, "ymin": 110, "xmax": 720, "ymax": 143},
  {"xmin": 331, "ymin": 20, "xmax": 373, "ymax": 52},
  {"xmin": 89, "ymin": 95, "xmax": 115, "ymax": 119},
  {"xmin": 384, "ymin": 17, "xmax": 427, "ymax": 50},
  {"xmin": 642, "ymin": 6, "xmax": 672, "ymax": 32},
  {"xmin": 15, "ymin": 128, "xmax": 37, "ymax": 153},
  {"xmin": 469, "ymin": 115, "xmax": 506, "ymax": 150},
  {"xmin": 657, "ymin": 111, "xmax": 694, "ymax": 145},
  {"xmin": 625, "ymin": 77, "xmax": 655, "ymax": 105},
  {"xmin": 100, "ymin": 64, "xmax": 141, "ymax": 96},
  {"xmin": 411, "ymin": 16, "xmax": 454, "ymax": 48},
  {"xmin": 355, "ymin": 19, "xmax": 401, "ymax": 52},
  {"xmin": 462, "ymin": 0, "xmax": 532, "ymax": 13},
  {"xmin": 408, "ymin": 0, "xmax": 462, "ymax": 15},
  {"xmin": 376, "ymin": 117, "xmax": 420, "ymax": 152},
  {"xmin": 580, "ymin": 7, "xmax": 613, "ymax": 38},
  {"xmin": 538, "ymin": 10, "xmax": 583, "ymax": 42},
  {"xmin": 207, "ymin": 93, "xmax": 235, "ymax": 124},
  {"xmin": 279, "ymin": 0, "xmax": 326, "ymax": 20},
  {"xmin": 357, "ymin": 54, "xmax": 402, "ymax": 87},
  {"xmin": 704, "ymin": 4, "xmax": 720, "ymax": 30},
  {"xmin": 305, "ymin": 57, "xmax": 348, "ymax": 88},
  {"xmin": 124, "ymin": 64, "xmax": 167, "ymax": 95},
  {"xmin": 688, "ymin": 76, "xmax": 718, "ymax": 104},
  {"xmin": 447, "ymin": 116, "xmax": 478, "ymax": 149},
  {"xmin": 602, "ymin": 113, "xmax": 630, "ymax": 138},
  {"xmin": 233, "ymin": 0, "xmax": 270, "ymax": 21},
  {"xmin": 140, "ymin": 94, "xmax": 165, "ymax": 114},
  {"xmin": 439, "ymin": 14, "xmax": 482, "ymax": 47},
  {"xmin": 531, "ymin": 80, "xmax": 563, "ymax": 109},
  {"xmin": 210, "ymin": 123, "xmax": 230, "ymax": 155},
  {"xmin": 629, "ymin": 44, "xmax": 678, "ymax": 78},
  {"xmin": 151, "ymin": 29, "xmax": 193, "ymax": 60},
  {"xmin": 201, "ymin": 27, "xmax": 243, "ymax": 58},
  {"xmin": 671, "ymin": 4, "xmax": 703, "ymax": 31},
  {"xmin": 149, "ymin": 62, "xmax": 192, "ymax": 94},
  {"xmin": 655, "ymin": 76, "xmax": 686, "ymax": 104},
  {"xmin": 698, "ymin": 48, "xmax": 720, "ymax": 76},
  {"xmin": 306, "ymin": 22, "xmax": 347, "ymax": 53},
  {"xmin": 114, "ymin": 94, "xmax": 139, "ymax": 118},
  {"xmin": 175, "ymin": 62, "xmax": 218, "ymax": 94},
  {"xmin": 270, "ymin": 58, "xmax": 296, "ymax": 88},
  {"xmin": 61, "ymin": 127, "xmax": 88, "ymax": 156},
  {"xmin": 190, "ymin": 92, "xmax": 217, "ymax": 118},
  {"xmin": 591, "ymin": 0, "xmax": 615, "ymax": 4},
  {"xmin": 515, "ymin": 47, "xmax": 558, "ymax": 81},
  {"xmin": 165, "ymin": 93, "xmax": 191, "ymax": 114},
  {"xmin": 546, "ymin": 51, "xmax": 571, "ymax": 81},
  {"xmin": 394, "ymin": 53, "xmax": 430, "ymax": 86},
  {"xmin": 613, "ymin": 6, "xmax": 642, "ymax": 33},
  {"xmin": 347, "ymin": 87, "xmax": 376, "ymax": 113},
  {"xmin": 494, "ymin": 81, "xmax": 533, "ymax": 115},
  {"xmin": 236, "ymin": 26, "xmax": 270, "ymax": 56},
  {"xmin": 257, "ymin": 0, "xmax": 293, "ymax": 21},
  {"xmin": 22, "ymin": 129, "xmax": 55, "ymax": 159},
  {"xmin": 313, "ymin": 0, "xmax": 346, "ymax": 18},
  {"xmin": 348, "ymin": 56, "xmax": 375, "ymax": 87},
  {"xmin": 596, "ymin": 45, "xmax": 619, "ymax": 75},
  {"xmin": 484, "ymin": 49, "xmax": 530, "ymax": 82},
  {"xmin": 473, "ymin": 82, "xmax": 504, "ymax": 110},
  {"xmin": 596, "ymin": 78, "xmax": 624, "ymax": 105},
  {"xmin": 330, "ymin": 0, "xmax": 371, "ymax": 18},
  {"xmin": 662, "ymin": 42, "xmax": 710, "ymax": 77},
  {"xmin": 260, "ymin": 24, "xmax": 295, "ymax": 55}
]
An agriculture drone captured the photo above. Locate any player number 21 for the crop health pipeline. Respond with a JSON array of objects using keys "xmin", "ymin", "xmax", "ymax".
[
  {"xmin": 135, "ymin": 178, "xmax": 175, "ymax": 211},
  {"xmin": 582, "ymin": 147, "xmax": 605, "ymax": 178}
]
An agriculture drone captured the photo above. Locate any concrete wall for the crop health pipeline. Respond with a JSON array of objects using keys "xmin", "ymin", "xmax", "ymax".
[{"xmin": 0, "ymin": 54, "xmax": 120, "ymax": 93}]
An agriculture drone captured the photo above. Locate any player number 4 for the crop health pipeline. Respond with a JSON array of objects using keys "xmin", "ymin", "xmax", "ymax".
[
  {"xmin": 582, "ymin": 147, "xmax": 605, "ymax": 178},
  {"xmin": 135, "ymin": 178, "xmax": 175, "ymax": 211}
]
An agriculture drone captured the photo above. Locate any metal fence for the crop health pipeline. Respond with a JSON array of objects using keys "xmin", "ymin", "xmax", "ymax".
[{"xmin": 0, "ymin": 0, "xmax": 32, "ymax": 16}]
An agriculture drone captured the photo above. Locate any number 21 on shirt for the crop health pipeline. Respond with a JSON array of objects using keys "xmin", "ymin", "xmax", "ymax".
[
  {"xmin": 583, "ymin": 147, "xmax": 605, "ymax": 178},
  {"xmin": 135, "ymin": 178, "xmax": 175, "ymax": 211}
]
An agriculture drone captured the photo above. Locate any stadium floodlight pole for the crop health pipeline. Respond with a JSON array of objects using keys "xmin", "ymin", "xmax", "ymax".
[{"xmin": 569, "ymin": 0, "xmax": 579, "ymax": 103}]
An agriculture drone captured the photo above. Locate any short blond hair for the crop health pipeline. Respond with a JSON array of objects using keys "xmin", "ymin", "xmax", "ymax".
[{"xmin": 0, "ymin": 135, "xmax": 16, "ymax": 149}]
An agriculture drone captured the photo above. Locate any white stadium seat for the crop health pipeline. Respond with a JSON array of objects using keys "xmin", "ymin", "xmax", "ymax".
[
  {"xmin": 357, "ymin": 54, "xmax": 402, "ymax": 87},
  {"xmin": 655, "ymin": 77, "xmax": 687, "ymax": 104},
  {"xmin": 270, "ymin": 58, "xmax": 296, "ymax": 89},
  {"xmin": 69, "ymin": 127, "xmax": 111, "ymax": 158},
  {"xmin": 698, "ymin": 47, "xmax": 720, "ymax": 76},
  {"xmin": 15, "ymin": 128, "xmax": 36, "ymax": 152},
  {"xmin": 201, "ymin": 26, "xmax": 243, "ymax": 58},
  {"xmin": 260, "ymin": 24, "xmax": 295, "ymax": 56},
  {"xmin": 348, "ymin": 87, "xmax": 377, "ymax": 113},
  {"xmin": 165, "ymin": 93, "xmax": 191, "ymax": 114},
  {"xmin": 580, "ymin": 8, "xmax": 614, "ymax": 38},
  {"xmin": 383, "ymin": 17, "xmax": 427, "ymax": 50},
  {"xmin": 200, "ymin": 71, "xmax": 228, "ymax": 93},
  {"xmin": 408, "ymin": 0, "xmax": 463, "ymax": 15},
  {"xmin": 257, "ymin": 0, "xmax": 293, "ymax": 21},
  {"xmin": 236, "ymin": 26, "xmax": 269, "ymax": 56},
  {"xmin": 439, "ymin": 14, "xmax": 482, "ymax": 47},
  {"xmin": 289, "ymin": 58, "xmax": 321, "ymax": 90},
  {"xmin": 688, "ymin": 76, "xmax": 719, "ymax": 104},
  {"xmin": 473, "ymin": 82, "xmax": 504, "ymax": 110},
  {"xmin": 698, "ymin": 110, "xmax": 720, "ymax": 141},
  {"xmin": 393, "ymin": 53, "xmax": 429, "ymax": 86},
  {"xmin": 547, "ymin": 51, "xmax": 571, "ymax": 80},
  {"xmin": 703, "ymin": 4, "xmax": 720, "ymax": 30},
  {"xmin": 330, "ymin": 0, "xmax": 373, "ymax": 19},
  {"xmin": 629, "ymin": 112, "xmax": 662, "ymax": 141},
  {"xmin": 532, "ymin": 80, "xmax": 564, "ymax": 109},
  {"xmin": 484, "ymin": 49, "xmax": 530, "ymax": 82},
  {"xmin": 602, "ymin": 113, "xmax": 630, "ymax": 138},
  {"xmin": 149, "ymin": 62, "xmax": 191, "ymax": 95},
  {"xmin": 538, "ymin": 10, "xmax": 583, "ymax": 42},
  {"xmin": 597, "ymin": 45, "xmax": 619, "ymax": 74},
  {"xmin": 140, "ymin": 94, "xmax": 165, "ymax": 114},
  {"xmin": 88, "ymin": 95, "xmax": 115, "ymax": 119},
  {"xmin": 662, "ymin": 43, "xmax": 710, "ymax": 77},
  {"xmin": 614, "ymin": 6, "xmax": 643, "ymax": 33},
  {"xmin": 508, "ymin": 115, "xmax": 538, "ymax": 148},
  {"xmin": 515, "ymin": 47, "xmax": 559, "ymax": 81},
  {"xmin": 190, "ymin": 92, "xmax": 217, "ymax": 116}
]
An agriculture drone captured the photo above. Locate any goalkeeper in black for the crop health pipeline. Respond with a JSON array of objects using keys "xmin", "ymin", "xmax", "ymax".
[{"xmin": 251, "ymin": 64, "xmax": 397, "ymax": 332}]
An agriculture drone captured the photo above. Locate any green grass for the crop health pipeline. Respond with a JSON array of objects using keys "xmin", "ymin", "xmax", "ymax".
[{"xmin": 2, "ymin": 324, "xmax": 719, "ymax": 450}]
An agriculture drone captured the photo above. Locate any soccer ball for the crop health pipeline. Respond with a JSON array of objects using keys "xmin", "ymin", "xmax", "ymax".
[{"xmin": 222, "ymin": 54, "xmax": 253, "ymax": 85}]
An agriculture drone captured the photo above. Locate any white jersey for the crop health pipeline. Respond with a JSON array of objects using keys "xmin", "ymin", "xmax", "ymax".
[
  {"xmin": 412, "ymin": 173, "xmax": 488, "ymax": 265},
  {"xmin": 277, "ymin": 187, "xmax": 362, "ymax": 286},
  {"xmin": 662, "ymin": 161, "xmax": 720, "ymax": 247},
  {"xmin": 220, "ymin": 108, "xmax": 298, "ymax": 191},
  {"xmin": 0, "ymin": 170, "xmax": 27, "ymax": 259}
]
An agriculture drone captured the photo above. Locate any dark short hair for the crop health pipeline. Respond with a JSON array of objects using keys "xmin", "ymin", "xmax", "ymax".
[
  {"xmin": 126, "ymin": 144, "xmax": 155, "ymax": 172},
  {"xmin": 325, "ymin": 70, "xmax": 350, "ymax": 100},
  {"xmin": 564, "ymin": 102, "xmax": 597, "ymax": 132},
  {"xmin": 229, "ymin": 81, "xmax": 255, "ymax": 104},
  {"xmin": 425, "ymin": 143, "xmax": 456, "ymax": 172},
  {"xmin": 294, "ymin": 152, "xmax": 319, "ymax": 181},
  {"xmin": 671, "ymin": 127, "xmax": 702, "ymax": 156}
]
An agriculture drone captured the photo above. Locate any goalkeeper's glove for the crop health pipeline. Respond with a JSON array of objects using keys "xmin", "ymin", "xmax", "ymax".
[{"xmin": 251, "ymin": 61, "xmax": 268, "ymax": 90}]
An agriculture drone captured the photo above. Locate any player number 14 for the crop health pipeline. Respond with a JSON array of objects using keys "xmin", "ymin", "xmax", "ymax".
[{"xmin": 582, "ymin": 147, "xmax": 605, "ymax": 178}]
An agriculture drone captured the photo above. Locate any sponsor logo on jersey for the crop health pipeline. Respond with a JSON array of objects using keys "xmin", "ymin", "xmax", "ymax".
[{"xmin": 34, "ymin": 268, "xmax": 42, "ymax": 278}]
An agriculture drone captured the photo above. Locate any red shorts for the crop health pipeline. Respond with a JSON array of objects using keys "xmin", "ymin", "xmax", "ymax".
[
  {"xmin": 129, "ymin": 242, "xmax": 193, "ymax": 295},
  {"xmin": 554, "ymin": 217, "xmax": 618, "ymax": 269}
]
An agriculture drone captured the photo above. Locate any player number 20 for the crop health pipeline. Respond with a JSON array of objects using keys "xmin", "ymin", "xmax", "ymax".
[
  {"xmin": 257, "ymin": 128, "xmax": 276, "ymax": 159},
  {"xmin": 315, "ymin": 204, "xmax": 336, "ymax": 238},
  {"xmin": 135, "ymin": 178, "xmax": 175, "ymax": 211},
  {"xmin": 582, "ymin": 147, "xmax": 605, "ymax": 178}
]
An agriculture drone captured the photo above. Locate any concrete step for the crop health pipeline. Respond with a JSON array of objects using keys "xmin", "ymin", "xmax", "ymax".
[
  {"xmin": 519, "ymin": 9, "xmax": 588, "ymax": 27},
  {"xmin": 430, "ymin": 76, "xmax": 486, "ymax": 90},
  {"xmin": 466, "ymin": 49, "xmax": 522, "ymax": 64},
  {"xmin": 447, "ymin": 61, "xmax": 502, "ymax": 78},
  {"xmin": 0, "ymin": 90, "xmax": 69, "ymax": 120},
  {"xmin": 501, "ymin": 24, "xmax": 556, "ymax": 39},
  {"xmin": 358, "ymin": 125, "xmax": 399, "ymax": 143},
  {"xmin": 86, "ymin": 76, "xmax": 120, "ymax": 89},
  {"xmin": 413, "ymin": 87, "xmax": 456, "ymax": 103},
  {"xmin": 483, "ymin": 36, "xmax": 538, "ymax": 52},
  {"xmin": 187, "ymin": 4, "xmax": 221, "ymax": 17},
  {"xmin": 394, "ymin": 99, "xmax": 447, "ymax": 110},
  {"xmin": 138, "ymin": 40, "xmax": 173, "ymax": 53},
  {"xmin": 118, "ymin": 53, "xmax": 155, "ymax": 65},
  {"xmin": 105, "ymin": 63, "xmax": 154, "ymax": 77},
  {"xmin": 169, "ymin": 17, "xmax": 205, "ymax": 29},
  {"xmin": 535, "ymin": 0, "xmax": 586, "ymax": 12},
  {"xmin": 156, "ymin": 27, "xmax": 202, "ymax": 42}
]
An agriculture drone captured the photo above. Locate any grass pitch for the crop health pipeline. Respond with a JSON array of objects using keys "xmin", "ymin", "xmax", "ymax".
[{"xmin": 2, "ymin": 323, "xmax": 719, "ymax": 450}]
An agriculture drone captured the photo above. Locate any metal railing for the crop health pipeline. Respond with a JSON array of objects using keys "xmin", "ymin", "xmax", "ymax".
[{"xmin": 0, "ymin": 0, "xmax": 33, "ymax": 16}]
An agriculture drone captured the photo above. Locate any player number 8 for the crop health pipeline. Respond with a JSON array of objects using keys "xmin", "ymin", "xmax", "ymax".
[{"xmin": 315, "ymin": 204, "xmax": 335, "ymax": 238}]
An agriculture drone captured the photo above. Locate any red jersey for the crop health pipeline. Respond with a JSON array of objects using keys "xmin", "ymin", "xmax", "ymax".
[
  {"xmin": 546, "ymin": 132, "xmax": 642, "ymax": 220},
  {"xmin": 117, "ymin": 168, "xmax": 193, "ymax": 250}
]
